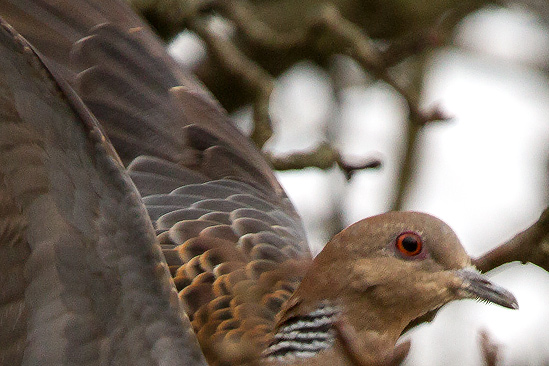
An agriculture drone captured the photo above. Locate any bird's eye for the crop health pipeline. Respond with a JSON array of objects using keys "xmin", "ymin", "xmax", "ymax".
[{"xmin": 395, "ymin": 232, "xmax": 423, "ymax": 257}]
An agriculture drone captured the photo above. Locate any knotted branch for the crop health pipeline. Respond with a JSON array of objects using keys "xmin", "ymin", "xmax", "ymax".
[{"xmin": 266, "ymin": 142, "xmax": 381, "ymax": 180}]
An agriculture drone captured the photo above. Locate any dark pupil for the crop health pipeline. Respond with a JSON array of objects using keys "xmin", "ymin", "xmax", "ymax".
[{"xmin": 401, "ymin": 236, "xmax": 418, "ymax": 252}]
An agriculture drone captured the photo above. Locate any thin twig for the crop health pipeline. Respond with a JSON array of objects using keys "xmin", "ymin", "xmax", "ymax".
[
  {"xmin": 202, "ymin": 2, "xmax": 451, "ymax": 140},
  {"xmin": 212, "ymin": 0, "xmax": 308, "ymax": 49},
  {"xmin": 266, "ymin": 142, "xmax": 381, "ymax": 180},
  {"xmin": 391, "ymin": 55, "xmax": 428, "ymax": 211},
  {"xmin": 479, "ymin": 329, "xmax": 502, "ymax": 366},
  {"xmin": 313, "ymin": 6, "xmax": 450, "ymax": 126},
  {"xmin": 188, "ymin": 18, "xmax": 274, "ymax": 148}
]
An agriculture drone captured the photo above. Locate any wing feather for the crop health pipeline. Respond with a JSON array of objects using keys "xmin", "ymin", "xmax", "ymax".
[
  {"xmin": 0, "ymin": 20, "xmax": 207, "ymax": 366},
  {"xmin": 0, "ymin": 1, "xmax": 313, "ymax": 363}
]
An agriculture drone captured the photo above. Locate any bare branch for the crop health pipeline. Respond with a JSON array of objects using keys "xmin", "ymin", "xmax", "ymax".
[
  {"xmin": 312, "ymin": 6, "xmax": 451, "ymax": 126},
  {"xmin": 473, "ymin": 206, "xmax": 549, "ymax": 273},
  {"xmin": 212, "ymin": 0, "xmax": 308, "ymax": 50},
  {"xmin": 479, "ymin": 329, "xmax": 502, "ymax": 366},
  {"xmin": 133, "ymin": 1, "xmax": 462, "ymax": 184},
  {"xmin": 187, "ymin": 18, "xmax": 274, "ymax": 147},
  {"xmin": 266, "ymin": 142, "xmax": 381, "ymax": 180}
]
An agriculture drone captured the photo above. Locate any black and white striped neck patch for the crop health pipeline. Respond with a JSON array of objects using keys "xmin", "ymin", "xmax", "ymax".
[{"xmin": 262, "ymin": 301, "xmax": 342, "ymax": 362}]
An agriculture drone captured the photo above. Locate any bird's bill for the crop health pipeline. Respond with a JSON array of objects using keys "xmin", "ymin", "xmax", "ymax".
[{"xmin": 455, "ymin": 268, "xmax": 519, "ymax": 310}]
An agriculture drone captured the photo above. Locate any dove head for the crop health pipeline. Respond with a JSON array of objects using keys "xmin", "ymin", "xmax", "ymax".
[{"xmin": 278, "ymin": 211, "xmax": 517, "ymax": 345}]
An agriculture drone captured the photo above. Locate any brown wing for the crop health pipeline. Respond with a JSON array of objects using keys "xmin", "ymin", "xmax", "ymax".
[
  {"xmin": 0, "ymin": 0, "xmax": 312, "ymax": 364},
  {"xmin": 0, "ymin": 19, "xmax": 207, "ymax": 366},
  {"xmin": 0, "ymin": 0, "xmax": 279, "ymax": 180}
]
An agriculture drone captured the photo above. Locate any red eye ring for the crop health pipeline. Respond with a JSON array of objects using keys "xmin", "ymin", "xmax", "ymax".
[{"xmin": 395, "ymin": 232, "xmax": 423, "ymax": 256}]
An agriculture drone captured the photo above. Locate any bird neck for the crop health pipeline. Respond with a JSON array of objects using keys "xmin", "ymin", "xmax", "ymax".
[
  {"xmin": 263, "ymin": 258, "xmax": 420, "ymax": 363},
  {"xmin": 262, "ymin": 301, "xmax": 342, "ymax": 362},
  {"xmin": 263, "ymin": 298, "xmax": 405, "ymax": 364},
  {"xmin": 339, "ymin": 291, "xmax": 409, "ymax": 343}
]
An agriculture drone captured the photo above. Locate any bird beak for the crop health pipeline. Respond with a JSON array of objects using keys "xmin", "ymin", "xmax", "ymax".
[{"xmin": 454, "ymin": 268, "xmax": 519, "ymax": 310}]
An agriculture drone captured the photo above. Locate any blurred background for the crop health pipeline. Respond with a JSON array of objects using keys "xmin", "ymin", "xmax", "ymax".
[
  {"xmin": 267, "ymin": 10, "xmax": 549, "ymax": 364},
  {"xmin": 135, "ymin": 1, "xmax": 549, "ymax": 364}
]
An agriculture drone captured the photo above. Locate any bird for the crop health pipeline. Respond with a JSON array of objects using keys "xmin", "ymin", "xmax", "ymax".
[
  {"xmin": 0, "ymin": 1, "xmax": 518, "ymax": 365},
  {"xmin": 262, "ymin": 212, "xmax": 517, "ymax": 365},
  {"xmin": 0, "ymin": 1, "xmax": 312, "ymax": 364}
]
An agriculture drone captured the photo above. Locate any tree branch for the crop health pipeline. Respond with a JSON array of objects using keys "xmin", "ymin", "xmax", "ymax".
[
  {"xmin": 187, "ymin": 18, "xmax": 275, "ymax": 148},
  {"xmin": 212, "ymin": 0, "xmax": 308, "ymax": 50},
  {"xmin": 473, "ymin": 206, "xmax": 549, "ymax": 273},
  {"xmin": 479, "ymin": 329, "xmax": 502, "ymax": 366},
  {"xmin": 266, "ymin": 142, "xmax": 381, "ymax": 180}
]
